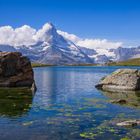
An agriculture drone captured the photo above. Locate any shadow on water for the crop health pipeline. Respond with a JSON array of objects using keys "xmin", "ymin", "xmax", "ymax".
[
  {"xmin": 100, "ymin": 89, "xmax": 140, "ymax": 108},
  {"xmin": 0, "ymin": 88, "xmax": 34, "ymax": 118}
]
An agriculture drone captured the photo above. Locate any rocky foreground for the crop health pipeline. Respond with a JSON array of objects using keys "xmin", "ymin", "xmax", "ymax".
[
  {"xmin": 0, "ymin": 52, "xmax": 36, "ymax": 92},
  {"xmin": 96, "ymin": 69, "xmax": 140, "ymax": 91}
]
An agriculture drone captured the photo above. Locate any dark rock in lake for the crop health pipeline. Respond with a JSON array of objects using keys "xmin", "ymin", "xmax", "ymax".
[
  {"xmin": 0, "ymin": 52, "xmax": 36, "ymax": 92},
  {"xmin": 95, "ymin": 69, "xmax": 140, "ymax": 91}
]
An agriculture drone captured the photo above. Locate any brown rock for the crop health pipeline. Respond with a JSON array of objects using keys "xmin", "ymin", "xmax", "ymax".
[{"xmin": 0, "ymin": 52, "xmax": 36, "ymax": 92}]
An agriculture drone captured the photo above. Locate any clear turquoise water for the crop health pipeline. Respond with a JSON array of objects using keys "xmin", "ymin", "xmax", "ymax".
[{"xmin": 0, "ymin": 66, "xmax": 140, "ymax": 140}]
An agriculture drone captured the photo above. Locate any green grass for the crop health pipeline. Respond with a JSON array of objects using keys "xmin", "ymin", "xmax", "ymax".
[
  {"xmin": 32, "ymin": 58, "xmax": 140, "ymax": 67},
  {"xmin": 31, "ymin": 63, "xmax": 54, "ymax": 67},
  {"xmin": 31, "ymin": 63, "xmax": 97, "ymax": 67},
  {"xmin": 107, "ymin": 58, "xmax": 140, "ymax": 66},
  {"xmin": 65, "ymin": 63, "xmax": 97, "ymax": 66}
]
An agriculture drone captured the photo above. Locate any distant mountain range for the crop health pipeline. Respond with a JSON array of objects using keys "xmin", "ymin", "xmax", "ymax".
[{"xmin": 0, "ymin": 23, "xmax": 140, "ymax": 65}]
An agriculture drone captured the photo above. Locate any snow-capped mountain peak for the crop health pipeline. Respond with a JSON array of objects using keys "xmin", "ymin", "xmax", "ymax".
[
  {"xmin": 11, "ymin": 23, "xmax": 93, "ymax": 64},
  {"xmin": 34, "ymin": 23, "xmax": 57, "ymax": 43},
  {"xmin": 0, "ymin": 22, "xmax": 139, "ymax": 64}
]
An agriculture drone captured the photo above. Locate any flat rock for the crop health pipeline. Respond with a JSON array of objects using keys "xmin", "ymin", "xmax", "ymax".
[
  {"xmin": 95, "ymin": 69, "xmax": 140, "ymax": 91},
  {"xmin": 0, "ymin": 52, "xmax": 36, "ymax": 92}
]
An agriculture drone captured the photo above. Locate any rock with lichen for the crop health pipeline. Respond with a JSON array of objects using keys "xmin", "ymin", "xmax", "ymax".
[{"xmin": 96, "ymin": 69, "xmax": 140, "ymax": 91}]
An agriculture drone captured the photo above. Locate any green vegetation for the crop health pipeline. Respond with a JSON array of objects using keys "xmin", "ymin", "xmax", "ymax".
[
  {"xmin": 32, "ymin": 63, "xmax": 97, "ymax": 67},
  {"xmin": 120, "ymin": 137, "xmax": 132, "ymax": 140},
  {"xmin": 80, "ymin": 132, "xmax": 97, "ymax": 139},
  {"xmin": 107, "ymin": 58, "xmax": 140, "ymax": 66},
  {"xmin": 32, "ymin": 58, "xmax": 140, "ymax": 67},
  {"xmin": 65, "ymin": 63, "xmax": 97, "ymax": 66},
  {"xmin": 31, "ymin": 63, "xmax": 54, "ymax": 67}
]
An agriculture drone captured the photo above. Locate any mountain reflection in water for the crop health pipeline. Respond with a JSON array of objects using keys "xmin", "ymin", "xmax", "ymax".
[{"xmin": 0, "ymin": 66, "xmax": 140, "ymax": 140}]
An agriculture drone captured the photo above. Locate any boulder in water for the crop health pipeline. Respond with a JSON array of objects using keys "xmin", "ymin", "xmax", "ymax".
[
  {"xmin": 96, "ymin": 69, "xmax": 140, "ymax": 91},
  {"xmin": 0, "ymin": 52, "xmax": 36, "ymax": 92}
]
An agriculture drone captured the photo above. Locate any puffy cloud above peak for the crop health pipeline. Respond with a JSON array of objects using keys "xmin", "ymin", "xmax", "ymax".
[
  {"xmin": 0, "ymin": 22, "xmax": 123, "ymax": 49},
  {"xmin": 34, "ymin": 23, "xmax": 57, "ymax": 42},
  {"xmin": 77, "ymin": 39, "xmax": 123, "ymax": 49},
  {"xmin": 57, "ymin": 30, "xmax": 80, "ymax": 43},
  {"xmin": 43, "ymin": 22, "xmax": 56, "ymax": 30},
  {"xmin": 0, "ymin": 26, "xmax": 13, "ymax": 32},
  {"xmin": 0, "ymin": 26, "xmax": 15, "ymax": 45},
  {"xmin": 0, "ymin": 23, "xmax": 59, "ymax": 46},
  {"xmin": 0, "ymin": 25, "xmax": 36, "ymax": 46},
  {"xmin": 58, "ymin": 30, "xmax": 123, "ymax": 49},
  {"xmin": 14, "ymin": 25, "xmax": 36, "ymax": 46}
]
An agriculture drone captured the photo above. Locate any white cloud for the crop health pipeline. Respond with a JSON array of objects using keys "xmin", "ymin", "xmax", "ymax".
[
  {"xmin": 77, "ymin": 39, "xmax": 123, "ymax": 49},
  {"xmin": 0, "ymin": 25, "xmax": 36, "ymax": 46},
  {"xmin": 34, "ymin": 23, "xmax": 55, "ymax": 42},
  {"xmin": 57, "ymin": 30, "xmax": 80, "ymax": 43},
  {"xmin": 0, "ymin": 26, "xmax": 15, "ymax": 45},
  {"xmin": 14, "ymin": 25, "xmax": 36, "ymax": 46},
  {"xmin": 58, "ymin": 30, "xmax": 123, "ymax": 49},
  {"xmin": 0, "ymin": 23, "xmax": 123, "ymax": 50},
  {"xmin": 0, "ymin": 23, "xmax": 55, "ymax": 46}
]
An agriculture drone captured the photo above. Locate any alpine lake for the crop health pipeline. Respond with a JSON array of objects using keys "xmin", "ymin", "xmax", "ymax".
[{"xmin": 0, "ymin": 66, "xmax": 140, "ymax": 140}]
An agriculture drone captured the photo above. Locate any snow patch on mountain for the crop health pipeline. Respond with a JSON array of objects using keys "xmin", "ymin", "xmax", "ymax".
[{"xmin": 57, "ymin": 30, "xmax": 123, "ymax": 63}]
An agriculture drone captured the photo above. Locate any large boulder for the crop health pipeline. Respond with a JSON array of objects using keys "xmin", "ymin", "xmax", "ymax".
[
  {"xmin": 95, "ymin": 69, "xmax": 140, "ymax": 91},
  {"xmin": 0, "ymin": 52, "xmax": 36, "ymax": 92}
]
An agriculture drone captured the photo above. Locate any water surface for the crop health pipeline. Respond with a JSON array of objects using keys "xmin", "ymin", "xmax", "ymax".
[{"xmin": 0, "ymin": 66, "xmax": 140, "ymax": 140}]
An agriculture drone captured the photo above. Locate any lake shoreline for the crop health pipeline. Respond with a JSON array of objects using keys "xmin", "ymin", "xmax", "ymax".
[{"xmin": 32, "ymin": 63, "xmax": 140, "ymax": 68}]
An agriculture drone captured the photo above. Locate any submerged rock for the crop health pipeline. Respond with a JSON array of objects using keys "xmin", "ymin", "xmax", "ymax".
[
  {"xmin": 95, "ymin": 69, "xmax": 140, "ymax": 91},
  {"xmin": 116, "ymin": 120, "xmax": 140, "ymax": 127},
  {"xmin": 101, "ymin": 90, "xmax": 140, "ymax": 108},
  {"xmin": 0, "ymin": 52, "xmax": 36, "ymax": 92},
  {"xmin": 110, "ymin": 99, "xmax": 127, "ymax": 104}
]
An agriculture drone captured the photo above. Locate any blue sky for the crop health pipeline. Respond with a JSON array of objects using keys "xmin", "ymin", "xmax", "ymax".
[{"xmin": 0, "ymin": 0, "xmax": 140, "ymax": 46}]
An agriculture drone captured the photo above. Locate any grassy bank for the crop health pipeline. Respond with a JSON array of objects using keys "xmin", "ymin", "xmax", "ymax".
[
  {"xmin": 31, "ymin": 63, "xmax": 54, "ymax": 68},
  {"xmin": 65, "ymin": 64, "xmax": 97, "ymax": 66},
  {"xmin": 32, "ymin": 63, "xmax": 97, "ymax": 67},
  {"xmin": 107, "ymin": 58, "xmax": 140, "ymax": 66},
  {"xmin": 32, "ymin": 58, "xmax": 140, "ymax": 68}
]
